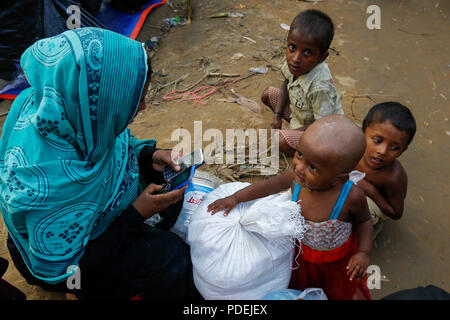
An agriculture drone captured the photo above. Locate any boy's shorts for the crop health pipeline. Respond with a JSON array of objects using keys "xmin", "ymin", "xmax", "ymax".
[{"xmin": 366, "ymin": 196, "xmax": 389, "ymax": 225}]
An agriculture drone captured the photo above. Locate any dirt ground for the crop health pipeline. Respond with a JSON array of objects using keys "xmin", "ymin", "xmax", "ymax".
[{"xmin": 0, "ymin": 0, "xmax": 449, "ymax": 300}]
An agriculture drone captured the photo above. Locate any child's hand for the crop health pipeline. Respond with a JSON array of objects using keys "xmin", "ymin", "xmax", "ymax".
[
  {"xmin": 207, "ymin": 195, "xmax": 238, "ymax": 216},
  {"xmin": 346, "ymin": 251, "xmax": 370, "ymax": 281}
]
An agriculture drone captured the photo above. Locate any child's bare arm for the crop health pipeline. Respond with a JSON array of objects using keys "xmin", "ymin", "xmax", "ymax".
[
  {"xmin": 357, "ymin": 178, "xmax": 395, "ymax": 217},
  {"xmin": 347, "ymin": 219, "xmax": 372, "ymax": 280},
  {"xmin": 383, "ymin": 168, "xmax": 407, "ymax": 220},
  {"xmin": 272, "ymin": 80, "xmax": 289, "ymax": 129},
  {"xmin": 207, "ymin": 169, "xmax": 294, "ymax": 215},
  {"xmin": 358, "ymin": 170, "xmax": 406, "ymax": 220},
  {"xmin": 346, "ymin": 187, "xmax": 373, "ymax": 280}
]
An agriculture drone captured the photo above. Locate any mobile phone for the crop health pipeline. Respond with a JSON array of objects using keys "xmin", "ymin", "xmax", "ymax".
[
  {"xmin": 163, "ymin": 149, "xmax": 204, "ymax": 181},
  {"xmin": 157, "ymin": 165, "xmax": 195, "ymax": 194}
]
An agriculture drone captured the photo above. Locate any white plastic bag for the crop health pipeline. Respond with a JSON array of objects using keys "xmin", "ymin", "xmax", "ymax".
[
  {"xmin": 263, "ymin": 288, "xmax": 328, "ymax": 300},
  {"xmin": 349, "ymin": 170, "xmax": 366, "ymax": 184},
  {"xmin": 297, "ymin": 288, "xmax": 328, "ymax": 300},
  {"xmin": 170, "ymin": 170, "xmax": 222, "ymax": 241},
  {"xmin": 187, "ymin": 182, "xmax": 308, "ymax": 300},
  {"xmin": 263, "ymin": 289, "xmax": 302, "ymax": 300}
]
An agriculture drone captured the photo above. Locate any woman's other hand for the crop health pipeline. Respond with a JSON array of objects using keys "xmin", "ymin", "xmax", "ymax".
[
  {"xmin": 152, "ymin": 149, "xmax": 182, "ymax": 172},
  {"xmin": 133, "ymin": 183, "xmax": 187, "ymax": 219}
]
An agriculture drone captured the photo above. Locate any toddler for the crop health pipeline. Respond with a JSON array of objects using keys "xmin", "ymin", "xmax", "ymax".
[{"xmin": 208, "ymin": 115, "xmax": 373, "ymax": 300}]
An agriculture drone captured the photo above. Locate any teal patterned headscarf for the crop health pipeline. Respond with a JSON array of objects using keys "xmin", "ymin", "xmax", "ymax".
[{"xmin": 0, "ymin": 28, "xmax": 155, "ymax": 284}]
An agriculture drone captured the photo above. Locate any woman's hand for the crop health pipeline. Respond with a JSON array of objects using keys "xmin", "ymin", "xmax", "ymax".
[
  {"xmin": 207, "ymin": 195, "xmax": 238, "ymax": 216},
  {"xmin": 152, "ymin": 149, "xmax": 182, "ymax": 173},
  {"xmin": 133, "ymin": 183, "xmax": 187, "ymax": 220},
  {"xmin": 346, "ymin": 251, "xmax": 370, "ymax": 281}
]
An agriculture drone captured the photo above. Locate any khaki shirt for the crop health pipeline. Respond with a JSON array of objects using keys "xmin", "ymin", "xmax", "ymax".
[{"xmin": 281, "ymin": 61, "xmax": 343, "ymax": 129}]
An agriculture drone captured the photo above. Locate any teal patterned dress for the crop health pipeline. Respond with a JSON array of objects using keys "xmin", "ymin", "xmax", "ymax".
[{"xmin": 0, "ymin": 27, "xmax": 155, "ymax": 284}]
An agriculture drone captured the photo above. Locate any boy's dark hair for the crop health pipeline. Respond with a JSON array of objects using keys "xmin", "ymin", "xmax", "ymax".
[
  {"xmin": 362, "ymin": 102, "xmax": 416, "ymax": 146},
  {"xmin": 290, "ymin": 10, "xmax": 334, "ymax": 54}
]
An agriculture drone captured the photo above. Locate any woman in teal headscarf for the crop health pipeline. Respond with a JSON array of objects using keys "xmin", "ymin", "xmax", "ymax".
[{"xmin": 0, "ymin": 27, "xmax": 199, "ymax": 299}]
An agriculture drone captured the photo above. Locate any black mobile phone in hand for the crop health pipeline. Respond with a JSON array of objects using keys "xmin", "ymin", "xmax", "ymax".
[
  {"xmin": 163, "ymin": 149, "xmax": 204, "ymax": 181},
  {"xmin": 163, "ymin": 161, "xmax": 187, "ymax": 181},
  {"xmin": 157, "ymin": 166, "xmax": 195, "ymax": 194}
]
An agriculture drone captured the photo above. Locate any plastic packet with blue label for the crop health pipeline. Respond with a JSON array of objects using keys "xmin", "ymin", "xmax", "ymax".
[{"xmin": 170, "ymin": 170, "xmax": 222, "ymax": 242}]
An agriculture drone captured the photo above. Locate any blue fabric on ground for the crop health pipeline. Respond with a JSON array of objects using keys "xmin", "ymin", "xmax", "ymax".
[{"xmin": 97, "ymin": 0, "xmax": 164, "ymax": 38}]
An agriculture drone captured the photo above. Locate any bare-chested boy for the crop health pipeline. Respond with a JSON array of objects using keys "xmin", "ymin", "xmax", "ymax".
[{"xmin": 355, "ymin": 102, "xmax": 416, "ymax": 238}]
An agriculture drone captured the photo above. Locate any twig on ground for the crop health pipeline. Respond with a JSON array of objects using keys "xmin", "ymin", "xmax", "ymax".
[
  {"xmin": 350, "ymin": 95, "xmax": 379, "ymax": 120},
  {"xmin": 208, "ymin": 73, "xmax": 241, "ymax": 77},
  {"xmin": 242, "ymin": 36, "xmax": 256, "ymax": 43},
  {"xmin": 183, "ymin": 72, "xmax": 209, "ymax": 92},
  {"xmin": 398, "ymin": 28, "xmax": 433, "ymax": 37},
  {"xmin": 187, "ymin": 0, "xmax": 192, "ymax": 24},
  {"xmin": 157, "ymin": 73, "xmax": 190, "ymax": 91},
  {"xmin": 329, "ymin": 47, "xmax": 341, "ymax": 56},
  {"xmin": 166, "ymin": 0, "xmax": 177, "ymax": 12},
  {"xmin": 351, "ymin": 93, "xmax": 398, "ymax": 98}
]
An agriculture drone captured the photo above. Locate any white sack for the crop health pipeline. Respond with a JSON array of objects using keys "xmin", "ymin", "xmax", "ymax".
[{"xmin": 187, "ymin": 182, "xmax": 307, "ymax": 300}]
